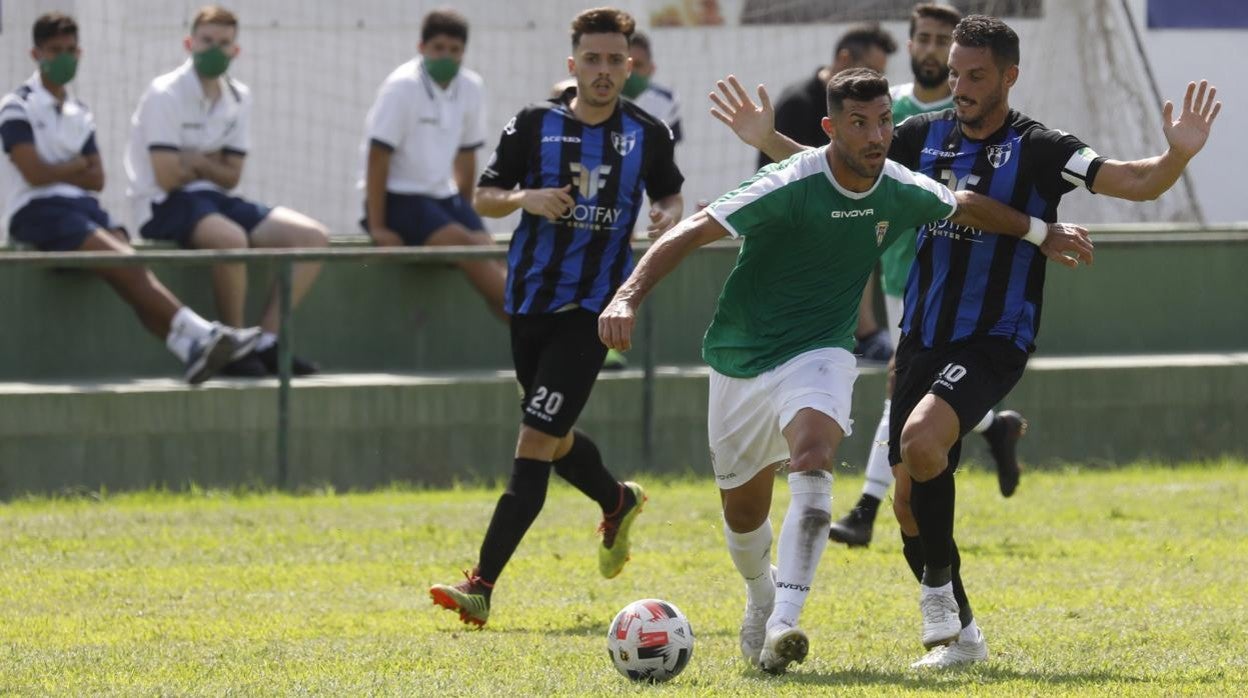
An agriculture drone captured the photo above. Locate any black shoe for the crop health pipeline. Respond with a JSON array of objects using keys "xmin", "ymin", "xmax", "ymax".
[
  {"xmin": 983, "ymin": 410, "xmax": 1027, "ymax": 498},
  {"xmin": 219, "ymin": 351, "xmax": 269, "ymax": 377},
  {"xmin": 255, "ymin": 343, "xmax": 320, "ymax": 376},
  {"xmin": 853, "ymin": 329, "xmax": 893, "ymax": 363},
  {"xmin": 828, "ymin": 506, "xmax": 875, "ymax": 547}
]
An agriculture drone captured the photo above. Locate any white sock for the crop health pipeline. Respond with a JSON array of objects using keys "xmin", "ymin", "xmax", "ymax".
[
  {"xmin": 166, "ymin": 307, "xmax": 214, "ymax": 362},
  {"xmin": 971, "ymin": 410, "xmax": 995, "ymax": 434},
  {"xmin": 959, "ymin": 618, "xmax": 981, "ymax": 643},
  {"xmin": 769, "ymin": 469, "xmax": 833, "ymax": 630},
  {"xmin": 255, "ymin": 332, "xmax": 278, "ymax": 352},
  {"xmin": 723, "ymin": 517, "xmax": 774, "ymax": 609},
  {"xmin": 170, "ymin": 306, "xmax": 214, "ymax": 340},
  {"xmin": 861, "ymin": 398, "xmax": 894, "ymax": 501}
]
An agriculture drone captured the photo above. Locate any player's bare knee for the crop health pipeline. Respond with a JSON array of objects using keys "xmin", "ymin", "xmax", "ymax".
[
  {"xmin": 300, "ymin": 221, "xmax": 330, "ymax": 247},
  {"xmin": 788, "ymin": 443, "xmax": 834, "ymax": 473},
  {"xmin": 722, "ymin": 496, "xmax": 770, "ymax": 533},
  {"xmin": 900, "ymin": 427, "xmax": 945, "ymax": 481}
]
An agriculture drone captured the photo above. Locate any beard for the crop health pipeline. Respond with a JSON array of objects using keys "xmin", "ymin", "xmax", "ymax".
[
  {"xmin": 835, "ymin": 141, "xmax": 886, "ymax": 179},
  {"xmin": 578, "ymin": 78, "xmax": 619, "ymax": 108},
  {"xmin": 955, "ymin": 86, "xmax": 1005, "ymax": 131},
  {"xmin": 911, "ymin": 56, "xmax": 949, "ymax": 89}
]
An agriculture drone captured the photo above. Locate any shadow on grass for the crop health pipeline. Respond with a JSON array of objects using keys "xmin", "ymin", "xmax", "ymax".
[{"xmin": 734, "ymin": 664, "xmax": 1183, "ymax": 688}]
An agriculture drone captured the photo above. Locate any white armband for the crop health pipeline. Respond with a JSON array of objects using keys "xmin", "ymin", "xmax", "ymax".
[{"xmin": 1023, "ymin": 217, "xmax": 1048, "ymax": 246}]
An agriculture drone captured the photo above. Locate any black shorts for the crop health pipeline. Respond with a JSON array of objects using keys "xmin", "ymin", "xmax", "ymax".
[
  {"xmin": 359, "ymin": 192, "xmax": 487, "ymax": 246},
  {"xmin": 888, "ymin": 333, "xmax": 1029, "ymax": 471},
  {"xmin": 510, "ymin": 308, "xmax": 607, "ymax": 437}
]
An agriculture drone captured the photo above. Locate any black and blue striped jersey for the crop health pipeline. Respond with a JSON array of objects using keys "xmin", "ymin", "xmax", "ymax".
[
  {"xmin": 478, "ymin": 89, "xmax": 683, "ymax": 315},
  {"xmin": 890, "ymin": 108, "xmax": 1106, "ymax": 352}
]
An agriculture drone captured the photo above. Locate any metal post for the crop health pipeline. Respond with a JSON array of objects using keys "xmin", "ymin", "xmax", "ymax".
[
  {"xmin": 276, "ymin": 259, "xmax": 293, "ymax": 490},
  {"xmin": 641, "ymin": 308, "xmax": 656, "ymax": 472}
]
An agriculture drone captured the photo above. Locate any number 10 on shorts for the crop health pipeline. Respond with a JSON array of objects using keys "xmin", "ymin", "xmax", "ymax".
[{"xmin": 939, "ymin": 363, "xmax": 967, "ymax": 383}]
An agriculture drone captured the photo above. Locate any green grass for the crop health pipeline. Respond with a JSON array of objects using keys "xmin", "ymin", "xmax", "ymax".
[{"xmin": 1, "ymin": 462, "xmax": 1246, "ymax": 696}]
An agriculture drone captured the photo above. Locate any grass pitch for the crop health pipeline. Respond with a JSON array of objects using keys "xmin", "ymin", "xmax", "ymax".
[{"xmin": 1, "ymin": 462, "xmax": 1245, "ymax": 695}]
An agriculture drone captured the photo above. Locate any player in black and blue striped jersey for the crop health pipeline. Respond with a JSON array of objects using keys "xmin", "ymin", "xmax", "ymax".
[{"xmin": 429, "ymin": 7, "xmax": 683, "ymax": 629}]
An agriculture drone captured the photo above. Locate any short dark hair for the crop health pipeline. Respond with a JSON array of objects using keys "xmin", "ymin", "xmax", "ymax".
[
  {"xmin": 191, "ymin": 5, "xmax": 238, "ymax": 33},
  {"xmin": 834, "ymin": 23, "xmax": 897, "ymax": 64},
  {"xmin": 570, "ymin": 7, "xmax": 635, "ymax": 49},
  {"xmin": 826, "ymin": 67, "xmax": 890, "ymax": 117},
  {"xmin": 630, "ymin": 31, "xmax": 651, "ymax": 56},
  {"xmin": 421, "ymin": 8, "xmax": 469, "ymax": 44},
  {"xmin": 33, "ymin": 12, "xmax": 78, "ymax": 47},
  {"xmin": 952, "ymin": 14, "xmax": 1020, "ymax": 68},
  {"xmin": 909, "ymin": 3, "xmax": 962, "ymax": 38}
]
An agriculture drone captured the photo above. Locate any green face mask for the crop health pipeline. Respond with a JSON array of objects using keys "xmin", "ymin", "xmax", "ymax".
[
  {"xmin": 424, "ymin": 57, "xmax": 459, "ymax": 84},
  {"xmin": 622, "ymin": 73, "xmax": 649, "ymax": 99},
  {"xmin": 39, "ymin": 52, "xmax": 78, "ymax": 86},
  {"xmin": 193, "ymin": 45, "xmax": 232, "ymax": 78}
]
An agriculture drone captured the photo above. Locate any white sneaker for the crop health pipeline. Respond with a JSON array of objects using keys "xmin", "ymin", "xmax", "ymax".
[
  {"xmin": 758, "ymin": 622, "xmax": 808, "ymax": 675},
  {"xmin": 919, "ymin": 586, "xmax": 961, "ymax": 648},
  {"xmin": 218, "ymin": 323, "xmax": 262, "ymax": 360},
  {"xmin": 183, "ymin": 326, "xmax": 238, "ymax": 385},
  {"xmin": 739, "ymin": 565, "xmax": 777, "ymax": 666},
  {"xmin": 911, "ymin": 627, "xmax": 988, "ymax": 669}
]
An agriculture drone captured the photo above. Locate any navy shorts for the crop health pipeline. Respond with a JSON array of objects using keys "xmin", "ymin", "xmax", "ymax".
[
  {"xmin": 888, "ymin": 333, "xmax": 1029, "ymax": 472},
  {"xmin": 8, "ymin": 196, "xmax": 117, "ymax": 251},
  {"xmin": 141, "ymin": 190, "xmax": 272, "ymax": 247},
  {"xmin": 360, "ymin": 192, "xmax": 486, "ymax": 246}
]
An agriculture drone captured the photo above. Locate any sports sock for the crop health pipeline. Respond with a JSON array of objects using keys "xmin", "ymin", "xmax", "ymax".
[
  {"xmin": 254, "ymin": 331, "xmax": 278, "ymax": 352},
  {"xmin": 166, "ymin": 307, "xmax": 214, "ymax": 361},
  {"xmin": 861, "ymin": 399, "xmax": 894, "ymax": 501},
  {"xmin": 971, "ymin": 410, "xmax": 995, "ymax": 434},
  {"xmin": 951, "ymin": 538, "xmax": 974, "ymax": 628},
  {"xmin": 552, "ymin": 430, "xmax": 623, "ymax": 514},
  {"xmin": 770, "ymin": 469, "xmax": 833, "ymax": 630},
  {"xmin": 910, "ymin": 464, "xmax": 956, "ymax": 587},
  {"xmin": 475, "ymin": 458, "xmax": 552, "ymax": 585},
  {"xmin": 959, "ymin": 618, "xmax": 981, "ymax": 643},
  {"xmin": 900, "ymin": 532, "xmax": 924, "ymax": 582},
  {"xmin": 723, "ymin": 517, "xmax": 774, "ymax": 608}
]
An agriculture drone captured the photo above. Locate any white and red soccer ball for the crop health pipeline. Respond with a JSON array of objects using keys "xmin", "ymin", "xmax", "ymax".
[{"xmin": 606, "ymin": 599, "xmax": 694, "ymax": 682}]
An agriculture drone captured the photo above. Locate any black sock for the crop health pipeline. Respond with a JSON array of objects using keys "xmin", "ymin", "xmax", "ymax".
[
  {"xmin": 951, "ymin": 537, "xmax": 974, "ymax": 628},
  {"xmin": 553, "ymin": 430, "xmax": 623, "ymax": 514},
  {"xmin": 855, "ymin": 493, "xmax": 881, "ymax": 518},
  {"xmin": 900, "ymin": 532, "xmax": 924, "ymax": 582},
  {"xmin": 910, "ymin": 465, "xmax": 956, "ymax": 586},
  {"xmin": 476, "ymin": 458, "xmax": 551, "ymax": 586}
]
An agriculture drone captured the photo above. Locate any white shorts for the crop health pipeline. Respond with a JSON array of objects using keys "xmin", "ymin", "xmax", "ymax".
[
  {"xmin": 708, "ymin": 347, "xmax": 857, "ymax": 489},
  {"xmin": 884, "ymin": 293, "xmax": 904, "ymax": 349}
]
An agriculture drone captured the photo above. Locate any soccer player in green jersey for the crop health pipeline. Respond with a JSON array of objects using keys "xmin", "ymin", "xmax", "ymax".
[
  {"xmin": 830, "ymin": 2, "xmax": 1029, "ymax": 552},
  {"xmin": 598, "ymin": 68, "xmax": 1090, "ymax": 675}
]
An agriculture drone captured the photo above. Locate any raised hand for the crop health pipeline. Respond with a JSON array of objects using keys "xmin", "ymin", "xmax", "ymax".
[
  {"xmin": 1162, "ymin": 80, "xmax": 1221, "ymax": 160},
  {"xmin": 1038, "ymin": 223, "xmax": 1094, "ymax": 269},
  {"xmin": 645, "ymin": 207, "xmax": 676, "ymax": 239},
  {"xmin": 709, "ymin": 75, "xmax": 775, "ymax": 150}
]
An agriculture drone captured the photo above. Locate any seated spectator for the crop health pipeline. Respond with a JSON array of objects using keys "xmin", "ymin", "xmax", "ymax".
[
  {"xmin": 124, "ymin": 5, "xmax": 328, "ymax": 377},
  {"xmin": 1, "ymin": 12, "xmax": 258, "ymax": 384}
]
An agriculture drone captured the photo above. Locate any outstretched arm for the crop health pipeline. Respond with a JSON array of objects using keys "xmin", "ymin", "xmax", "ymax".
[
  {"xmin": 599, "ymin": 211, "xmax": 728, "ymax": 350},
  {"xmin": 1090, "ymin": 80, "xmax": 1221, "ymax": 202},
  {"xmin": 950, "ymin": 191, "xmax": 1094, "ymax": 268},
  {"xmin": 709, "ymin": 75, "xmax": 808, "ymax": 164}
]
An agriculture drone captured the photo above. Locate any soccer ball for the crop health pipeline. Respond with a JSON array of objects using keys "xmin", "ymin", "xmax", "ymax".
[{"xmin": 606, "ymin": 599, "xmax": 694, "ymax": 683}]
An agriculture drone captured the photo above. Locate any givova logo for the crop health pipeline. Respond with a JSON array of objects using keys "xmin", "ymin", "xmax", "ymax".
[{"xmin": 830, "ymin": 208, "xmax": 874, "ymax": 219}]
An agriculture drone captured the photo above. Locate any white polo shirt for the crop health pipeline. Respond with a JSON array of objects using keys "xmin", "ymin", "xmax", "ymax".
[
  {"xmin": 124, "ymin": 59, "xmax": 251, "ymax": 229},
  {"xmin": 358, "ymin": 58, "xmax": 487, "ymax": 199},
  {"xmin": 0, "ymin": 73, "xmax": 98, "ymax": 229},
  {"xmin": 632, "ymin": 82, "xmax": 682, "ymax": 143}
]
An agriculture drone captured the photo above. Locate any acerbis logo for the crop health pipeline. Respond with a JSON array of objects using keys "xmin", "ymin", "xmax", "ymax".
[{"xmin": 830, "ymin": 208, "xmax": 874, "ymax": 219}]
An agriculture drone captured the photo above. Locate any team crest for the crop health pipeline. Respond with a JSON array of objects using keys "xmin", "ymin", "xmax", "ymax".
[
  {"xmin": 611, "ymin": 131, "xmax": 637, "ymax": 156},
  {"xmin": 986, "ymin": 143, "xmax": 1012, "ymax": 169},
  {"xmin": 875, "ymin": 220, "xmax": 890, "ymax": 246}
]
